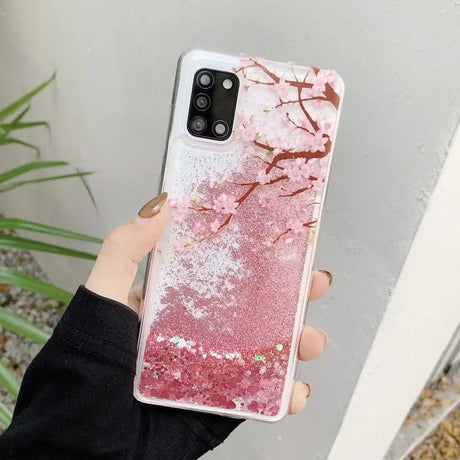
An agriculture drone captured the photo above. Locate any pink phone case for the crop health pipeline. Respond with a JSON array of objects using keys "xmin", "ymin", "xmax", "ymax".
[{"xmin": 134, "ymin": 50, "xmax": 344, "ymax": 422}]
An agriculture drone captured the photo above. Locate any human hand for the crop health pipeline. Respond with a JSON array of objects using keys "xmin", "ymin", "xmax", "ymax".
[{"xmin": 86, "ymin": 192, "xmax": 332, "ymax": 415}]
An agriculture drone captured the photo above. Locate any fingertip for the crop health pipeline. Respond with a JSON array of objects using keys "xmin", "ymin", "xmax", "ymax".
[
  {"xmin": 289, "ymin": 381, "xmax": 310, "ymax": 415},
  {"xmin": 298, "ymin": 326, "xmax": 328, "ymax": 361},
  {"xmin": 309, "ymin": 270, "xmax": 332, "ymax": 300}
]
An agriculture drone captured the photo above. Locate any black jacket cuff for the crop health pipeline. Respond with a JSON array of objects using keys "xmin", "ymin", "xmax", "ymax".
[{"xmin": 53, "ymin": 285, "xmax": 140, "ymax": 372}]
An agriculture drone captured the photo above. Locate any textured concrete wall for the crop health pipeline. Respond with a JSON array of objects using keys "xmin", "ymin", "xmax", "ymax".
[{"xmin": 0, "ymin": 1, "xmax": 459, "ymax": 458}]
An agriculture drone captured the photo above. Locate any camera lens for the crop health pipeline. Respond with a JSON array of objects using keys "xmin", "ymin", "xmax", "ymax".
[
  {"xmin": 212, "ymin": 120, "xmax": 229, "ymax": 138},
  {"xmin": 196, "ymin": 71, "xmax": 214, "ymax": 89},
  {"xmin": 193, "ymin": 93, "xmax": 211, "ymax": 111},
  {"xmin": 190, "ymin": 116, "xmax": 207, "ymax": 134}
]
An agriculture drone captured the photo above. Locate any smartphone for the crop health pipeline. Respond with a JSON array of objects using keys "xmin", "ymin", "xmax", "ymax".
[{"xmin": 134, "ymin": 49, "xmax": 344, "ymax": 422}]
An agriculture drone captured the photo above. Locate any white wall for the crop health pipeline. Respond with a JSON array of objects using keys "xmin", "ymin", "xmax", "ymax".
[
  {"xmin": 329, "ymin": 124, "xmax": 460, "ymax": 460},
  {"xmin": 1, "ymin": 1, "xmax": 459, "ymax": 458}
]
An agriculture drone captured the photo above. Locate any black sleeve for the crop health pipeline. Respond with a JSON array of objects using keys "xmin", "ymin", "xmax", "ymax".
[{"xmin": 0, "ymin": 286, "xmax": 243, "ymax": 460}]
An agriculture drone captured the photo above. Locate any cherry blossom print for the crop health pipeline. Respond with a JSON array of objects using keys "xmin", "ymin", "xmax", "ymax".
[
  {"xmin": 257, "ymin": 170, "xmax": 271, "ymax": 185},
  {"xmin": 213, "ymin": 193, "xmax": 238, "ymax": 214},
  {"xmin": 236, "ymin": 120, "xmax": 257, "ymax": 142},
  {"xmin": 139, "ymin": 56, "xmax": 343, "ymax": 418},
  {"xmin": 210, "ymin": 218, "xmax": 221, "ymax": 233},
  {"xmin": 173, "ymin": 236, "xmax": 190, "ymax": 252},
  {"xmin": 193, "ymin": 221, "xmax": 206, "ymax": 234},
  {"xmin": 273, "ymin": 78, "xmax": 290, "ymax": 99},
  {"xmin": 314, "ymin": 111, "xmax": 336, "ymax": 137},
  {"xmin": 169, "ymin": 198, "xmax": 190, "ymax": 223},
  {"xmin": 209, "ymin": 174, "xmax": 219, "ymax": 189},
  {"xmin": 310, "ymin": 131, "xmax": 328, "ymax": 153},
  {"xmin": 287, "ymin": 219, "xmax": 305, "ymax": 234},
  {"xmin": 282, "ymin": 158, "xmax": 310, "ymax": 182},
  {"xmin": 318, "ymin": 69, "xmax": 340, "ymax": 89}
]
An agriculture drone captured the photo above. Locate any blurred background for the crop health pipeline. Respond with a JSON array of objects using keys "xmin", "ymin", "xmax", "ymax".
[{"xmin": 0, "ymin": 1, "xmax": 459, "ymax": 458}]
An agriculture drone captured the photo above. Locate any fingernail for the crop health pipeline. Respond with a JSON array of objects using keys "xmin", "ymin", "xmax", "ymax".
[
  {"xmin": 317, "ymin": 329, "xmax": 329, "ymax": 347},
  {"xmin": 304, "ymin": 383, "xmax": 311, "ymax": 399},
  {"xmin": 137, "ymin": 192, "xmax": 168, "ymax": 219},
  {"xmin": 319, "ymin": 270, "xmax": 333, "ymax": 286}
]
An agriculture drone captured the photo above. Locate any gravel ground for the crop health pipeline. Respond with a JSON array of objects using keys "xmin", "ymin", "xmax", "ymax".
[
  {"xmin": 410, "ymin": 407, "xmax": 459, "ymax": 459},
  {"xmin": 406, "ymin": 370, "xmax": 460, "ymax": 459},
  {"xmin": 0, "ymin": 232, "xmax": 65, "ymax": 424}
]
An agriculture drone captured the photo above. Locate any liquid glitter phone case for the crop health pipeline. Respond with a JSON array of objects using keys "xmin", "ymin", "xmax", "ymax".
[{"xmin": 134, "ymin": 50, "xmax": 344, "ymax": 422}]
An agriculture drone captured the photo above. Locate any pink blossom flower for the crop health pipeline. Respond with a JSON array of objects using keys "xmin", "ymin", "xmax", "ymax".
[
  {"xmin": 210, "ymin": 219, "xmax": 221, "ymax": 233},
  {"xmin": 309, "ymin": 70, "xmax": 340, "ymax": 95},
  {"xmin": 318, "ymin": 69, "xmax": 340, "ymax": 88},
  {"xmin": 237, "ymin": 122, "xmax": 257, "ymax": 142},
  {"xmin": 282, "ymin": 158, "xmax": 309, "ymax": 182},
  {"xmin": 315, "ymin": 113, "xmax": 335, "ymax": 136},
  {"xmin": 174, "ymin": 236, "xmax": 189, "ymax": 252},
  {"xmin": 297, "ymin": 133, "xmax": 315, "ymax": 151},
  {"xmin": 213, "ymin": 193, "xmax": 238, "ymax": 214},
  {"xmin": 234, "ymin": 111, "xmax": 245, "ymax": 129},
  {"xmin": 209, "ymin": 174, "xmax": 219, "ymax": 189},
  {"xmin": 307, "ymin": 157, "xmax": 322, "ymax": 178},
  {"xmin": 288, "ymin": 219, "xmax": 305, "ymax": 234},
  {"xmin": 310, "ymin": 71, "xmax": 331, "ymax": 94},
  {"xmin": 270, "ymin": 138, "xmax": 283, "ymax": 154},
  {"xmin": 273, "ymin": 78, "xmax": 290, "ymax": 99},
  {"xmin": 193, "ymin": 221, "xmax": 206, "ymax": 234},
  {"xmin": 169, "ymin": 199, "xmax": 189, "ymax": 223},
  {"xmin": 257, "ymin": 170, "xmax": 271, "ymax": 185},
  {"xmin": 310, "ymin": 132, "xmax": 328, "ymax": 153}
]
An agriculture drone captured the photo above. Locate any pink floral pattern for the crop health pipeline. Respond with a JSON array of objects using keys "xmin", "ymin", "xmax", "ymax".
[{"xmin": 139, "ymin": 56, "xmax": 343, "ymax": 418}]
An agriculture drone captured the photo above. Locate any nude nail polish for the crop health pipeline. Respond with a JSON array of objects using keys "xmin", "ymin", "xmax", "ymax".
[
  {"xmin": 317, "ymin": 329, "xmax": 329, "ymax": 347},
  {"xmin": 137, "ymin": 192, "xmax": 168, "ymax": 218},
  {"xmin": 319, "ymin": 270, "xmax": 333, "ymax": 286}
]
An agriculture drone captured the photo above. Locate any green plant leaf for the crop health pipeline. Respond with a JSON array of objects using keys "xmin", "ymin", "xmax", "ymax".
[
  {"xmin": 0, "ymin": 359, "xmax": 20, "ymax": 398},
  {"xmin": 0, "ymin": 161, "xmax": 68, "ymax": 184},
  {"xmin": 0, "ymin": 400, "xmax": 12, "ymax": 428},
  {"xmin": 0, "ymin": 235, "xmax": 97, "ymax": 260},
  {"xmin": 0, "ymin": 267, "xmax": 73, "ymax": 304},
  {"xmin": 0, "ymin": 106, "xmax": 30, "ymax": 142},
  {"xmin": 1, "ymin": 120, "xmax": 49, "ymax": 131},
  {"xmin": 0, "ymin": 218, "xmax": 103, "ymax": 243},
  {"xmin": 0, "ymin": 137, "xmax": 40, "ymax": 156},
  {"xmin": 0, "ymin": 171, "xmax": 94, "ymax": 193},
  {"xmin": 0, "ymin": 73, "xmax": 55, "ymax": 123},
  {"xmin": 75, "ymin": 167, "xmax": 98, "ymax": 210},
  {"xmin": 0, "ymin": 307, "xmax": 51, "ymax": 344}
]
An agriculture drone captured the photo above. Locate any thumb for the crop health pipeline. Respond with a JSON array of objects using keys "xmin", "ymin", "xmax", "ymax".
[{"xmin": 85, "ymin": 192, "xmax": 168, "ymax": 306}]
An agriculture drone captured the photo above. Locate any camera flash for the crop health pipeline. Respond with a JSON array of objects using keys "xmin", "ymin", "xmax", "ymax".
[
  {"xmin": 222, "ymin": 79, "xmax": 233, "ymax": 90},
  {"xmin": 214, "ymin": 122, "xmax": 227, "ymax": 135}
]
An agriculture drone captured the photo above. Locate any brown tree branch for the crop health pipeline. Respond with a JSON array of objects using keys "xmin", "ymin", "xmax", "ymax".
[{"xmin": 272, "ymin": 219, "xmax": 318, "ymax": 244}]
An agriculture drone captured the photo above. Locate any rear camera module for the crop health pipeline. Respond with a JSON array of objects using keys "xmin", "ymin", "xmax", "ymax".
[
  {"xmin": 187, "ymin": 69, "xmax": 239, "ymax": 141},
  {"xmin": 193, "ymin": 93, "xmax": 211, "ymax": 111},
  {"xmin": 196, "ymin": 71, "xmax": 214, "ymax": 89},
  {"xmin": 190, "ymin": 116, "xmax": 207, "ymax": 134}
]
